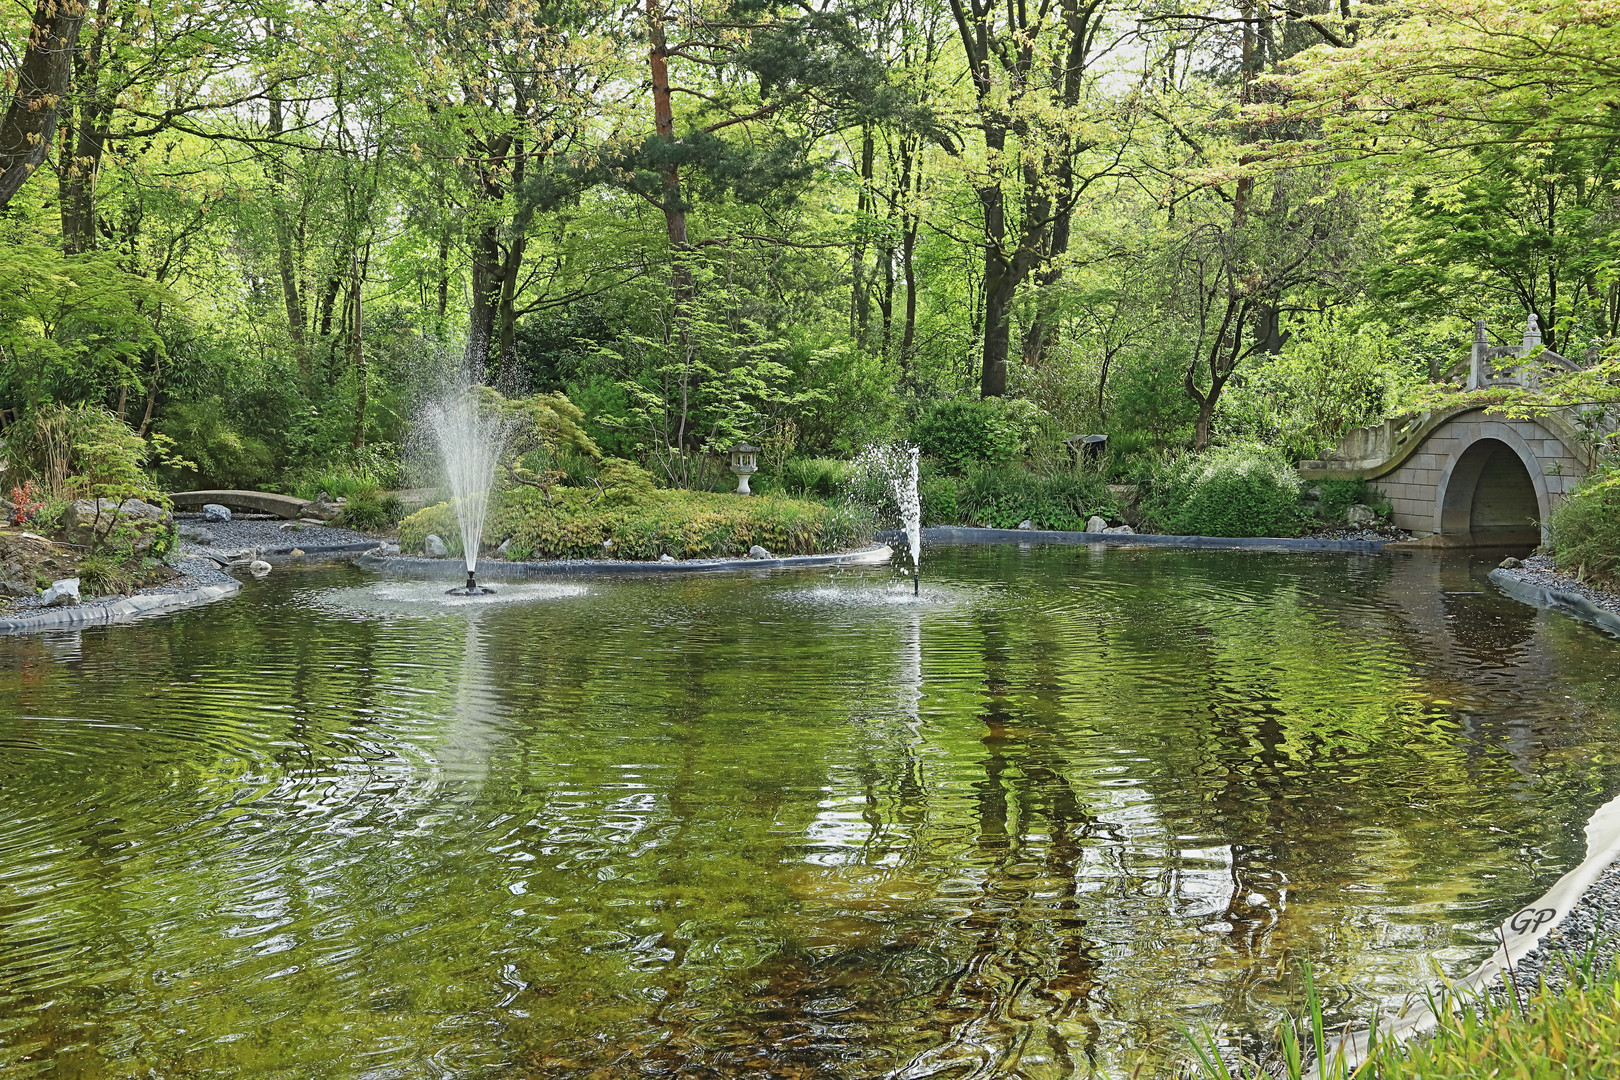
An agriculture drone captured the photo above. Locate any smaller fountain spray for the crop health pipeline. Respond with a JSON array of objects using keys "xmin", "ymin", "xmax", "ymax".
[
  {"xmin": 854, "ymin": 443, "xmax": 923, "ymax": 595},
  {"xmin": 425, "ymin": 384, "xmax": 512, "ymax": 596},
  {"xmin": 893, "ymin": 447, "xmax": 921, "ymax": 595}
]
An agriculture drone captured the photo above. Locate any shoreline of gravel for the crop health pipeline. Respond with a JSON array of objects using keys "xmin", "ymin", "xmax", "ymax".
[
  {"xmin": 1499, "ymin": 859, "xmax": 1620, "ymax": 1001},
  {"xmin": 0, "ymin": 555, "xmax": 243, "ymax": 635},
  {"xmin": 1489, "ymin": 554, "xmax": 1620, "ymax": 638}
]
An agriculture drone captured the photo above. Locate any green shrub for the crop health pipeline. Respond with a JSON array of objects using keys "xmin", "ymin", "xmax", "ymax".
[
  {"xmin": 1107, "ymin": 344, "xmax": 1199, "ymax": 451},
  {"xmin": 154, "ymin": 400, "xmax": 277, "ymax": 490},
  {"xmin": 919, "ymin": 474, "xmax": 959, "ymax": 525},
  {"xmin": 1144, "ymin": 448, "xmax": 1304, "ymax": 538},
  {"xmin": 595, "ymin": 458, "xmax": 659, "ymax": 507},
  {"xmin": 5, "ymin": 404, "xmax": 157, "ymax": 503},
  {"xmin": 1550, "ymin": 465, "xmax": 1620, "ymax": 586},
  {"xmin": 399, "ymin": 486, "xmax": 873, "ymax": 561},
  {"xmin": 955, "ymin": 464, "xmax": 1116, "ymax": 530},
  {"xmin": 911, "ymin": 398, "xmax": 1024, "ymax": 473},
  {"xmin": 335, "ymin": 486, "xmax": 405, "ymax": 532}
]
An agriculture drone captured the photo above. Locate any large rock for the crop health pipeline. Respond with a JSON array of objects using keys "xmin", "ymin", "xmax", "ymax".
[
  {"xmin": 248, "ymin": 560, "xmax": 272, "ymax": 577},
  {"xmin": 424, "ymin": 534, "xmax": 449, "ymax": 557},
  {"xmin": 1345, "ymin": 503, "xmax": 1379, "ymax": 528},
  {"xmin": 1017, "ymin": 519, "xmax": 1034, "ymax": 531},
  {"xmin": 40, "ymin": 577, "xmax": 80, "ymax": 607},
  {"xmin": 62, "ymin": 498, "xmax": 169, "ymax": 551},
  {"xmin": 0, "ymin": 577, "xmax": 33, "ymax": 598},
  {"xmin": 747, "ymin": 545, "xmax": 772, "ymax": 559},
  {"xmin": 305, "ymin": 491, "xmax": 345, "ymax": 521},
  {"xmin": 179, "ymin": 524, "xmax": 216, "ymax": 544},
  {"xmin": 1085, "ymin": 515, "xmax": 1108, "ymax": 534},
  {"xmin": 202, "ymin": 503, "xmax": 232, "ymax": 523},
  {"xmin": 1103, "ymin": 524, "xmax": 1135, "ymax": 535}
]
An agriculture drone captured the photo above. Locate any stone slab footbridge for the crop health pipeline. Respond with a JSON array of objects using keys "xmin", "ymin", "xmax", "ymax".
[
  {"xmin": 1300, "ymin": 317, "xmax": 1613, "ymax": 546},
  {"xmin": 169, "ymin": 489, "xmax": 318, "ymax": 519}
]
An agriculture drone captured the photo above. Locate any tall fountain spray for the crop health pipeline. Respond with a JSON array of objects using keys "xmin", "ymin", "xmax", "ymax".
[{"xmin": 425, "ymin": 385, "xmax": 511, "ymax": 596}]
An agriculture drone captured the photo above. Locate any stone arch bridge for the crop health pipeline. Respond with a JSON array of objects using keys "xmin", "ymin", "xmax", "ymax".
[{"xmin": 1299, "ymin": 318, "xmax": 1610, "ymax": 546}]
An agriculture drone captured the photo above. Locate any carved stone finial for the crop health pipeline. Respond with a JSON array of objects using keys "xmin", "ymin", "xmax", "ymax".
[
  {"xmin": 1474, "ymin": 318, "xmax": 1487, "ymax": 343},
  {"xmin": 1523, "ymin": 312, "xmax": 1542, "ymax": 348}
]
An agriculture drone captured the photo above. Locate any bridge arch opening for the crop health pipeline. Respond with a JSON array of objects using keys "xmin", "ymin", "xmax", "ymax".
[{"xmin": 1438, "ymin": 438, "xmax": 1542, "ymax": 545}]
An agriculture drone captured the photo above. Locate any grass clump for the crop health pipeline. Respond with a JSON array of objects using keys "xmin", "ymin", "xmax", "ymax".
[
  {"xmin": 1187, "ymin": 954, "xmax": 1620, "ymax": 1080},
  {"xmin": 1549, "ymin": 464, "xmax": 1620, "ymax": 586},
  {"xmin": 334, "ymin": 486, "xmax": 405, "ymax": 532},
  {"xmin": 779, "ymin": 457, "xmax": 850, "ymax": 499}
]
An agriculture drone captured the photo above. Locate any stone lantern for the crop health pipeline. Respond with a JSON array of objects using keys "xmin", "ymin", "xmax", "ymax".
[{"xmin": 728, "ymin": 444, "xmax": 760, "ymax": 494}]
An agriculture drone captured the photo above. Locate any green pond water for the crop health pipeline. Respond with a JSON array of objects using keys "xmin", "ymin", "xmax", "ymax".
[{"xmin": 3, "ymin": 545, "xmax": 1620, "ymax": 1078}]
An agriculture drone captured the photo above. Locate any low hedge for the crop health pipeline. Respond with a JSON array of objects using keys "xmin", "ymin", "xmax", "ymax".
[{"xmin": 400, "ymin": 484, "xmax": 874, "ymax": 561}]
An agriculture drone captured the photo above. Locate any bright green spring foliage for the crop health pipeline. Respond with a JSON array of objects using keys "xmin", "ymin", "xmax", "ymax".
[
  {"xmin": 400, "ymin": 470, "xmax": 873, "ymax": 561},
  {"xmin": 1549, "ymin": 466, "xmax": 1620, "ymax": 588}
]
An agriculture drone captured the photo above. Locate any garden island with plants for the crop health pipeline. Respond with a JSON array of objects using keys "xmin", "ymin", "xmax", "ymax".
[{"xmin": 3, "ymin": 0, "xmax": 1620, "ymax": 1077}]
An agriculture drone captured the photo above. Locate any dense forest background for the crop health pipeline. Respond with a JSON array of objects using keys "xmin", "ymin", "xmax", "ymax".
[{"xmin": 1, "ymin": 0, "xmax": 1615, "ymax": 494}]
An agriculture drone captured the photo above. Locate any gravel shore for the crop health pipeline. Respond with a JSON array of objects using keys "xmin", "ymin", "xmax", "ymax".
[
  {"xmin": 1498, "ymin": 553, "xmax": 1620, "ymax": 620},
  {"xmin": 1488, "ymin": 556, "xmax": 1620, "ymax": 1000},
  {"xmin": 3, "ymin": 514, "xmax": 386, "ymax": 623},
  {"xmin": 1305, "ymin": 525, "xmax": 1413, "ymax": 543},
  {"xmin": 1, "ymin": 555, "xmax": 238, "ymax": 618},
  {"xmin": 175, "ymin": 513, "xmax": 382, "ymax": 555},
  {"xmin": 1499, "ymin": 859, "xmax": 1620, "ymax": 1001}
]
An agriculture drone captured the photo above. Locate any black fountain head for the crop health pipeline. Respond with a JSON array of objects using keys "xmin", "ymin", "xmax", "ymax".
[{"xmin": 447, "ymin": 569, "xmax": 496, "ymax": 596}]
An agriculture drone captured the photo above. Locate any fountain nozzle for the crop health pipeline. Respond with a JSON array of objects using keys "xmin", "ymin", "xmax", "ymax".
[
  {"xmin": 914, "ymin": 568, "xmax": 919, "ymax": 596},
  {"xmin": 447, "ymin": 569, "xmax": 495, "ymax": 596}
]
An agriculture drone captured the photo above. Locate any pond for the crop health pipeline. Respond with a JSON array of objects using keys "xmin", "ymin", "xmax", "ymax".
[{"xmin": 3, "ymin": 545, "xmax": 1619, "ymax": 1078}]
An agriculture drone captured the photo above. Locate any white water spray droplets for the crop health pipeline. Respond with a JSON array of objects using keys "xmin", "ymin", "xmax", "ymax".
[
  {"xmin": 425, "ymin": 385, "xmax": 513, "ymax": 574},
  {"xmin": 852, "ymin": 443, "xmax": 922, "ymax": 579},
  {"xmin": 898, "ymin": 446, "xmax": 921, "ymax": 576}
]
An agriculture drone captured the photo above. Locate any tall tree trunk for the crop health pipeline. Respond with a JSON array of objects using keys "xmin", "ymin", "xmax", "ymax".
[
  {"xmin": 466, "ymin": 222, "xmax": 503, "ymax": 380},
  {"xmin": 980, "ymin": 254, "xmax": 1017, "ymax": 398},
  {"xmin": 58, "ymin": 0, "xmax": 113, "ymax": 254},
  {"xmin": 317, "ymin": 269, "xmax": 341, "ymax": 340},
  {"xmin": 0, "ymin": 0, "xmax": 88, "ymax": 211},
  {"xmin": 495, "ymin": 229, "xmax": 528, "ymax": 392},
  {"xmin": 266, "ymin": 95, "xmax": 311, "ymax": 375},
  {"xmin": 351, "ymin": 253, "xmax": 367, "ymax": 448},
  {"xmin": 436, "ymin": 225, "xmax": 450, "ymax": 324},
  {"xmin": 646, "ymin": 0, "xmax": 692, "ymax": 307},
  {"xmin": 897, "ymin": 135, "xmax": 921, "ymax": 373},
  {"xmin": 851, "ymin": 126, "xmax": 874, "ymax": 341}
]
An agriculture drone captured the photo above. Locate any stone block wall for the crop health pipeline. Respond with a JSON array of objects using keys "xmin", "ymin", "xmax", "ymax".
[{"xmin": 1371, "ymin": 413, "xmax": 1585, "ymax": 539}]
